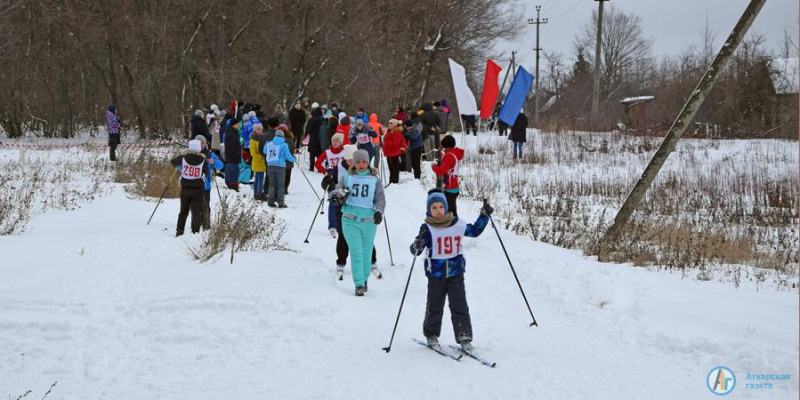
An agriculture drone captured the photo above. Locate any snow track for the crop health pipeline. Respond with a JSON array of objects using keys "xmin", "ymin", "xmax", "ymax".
[{"xmin": 0, "ymin": 145, "xmax": 797, "ymax": 399}]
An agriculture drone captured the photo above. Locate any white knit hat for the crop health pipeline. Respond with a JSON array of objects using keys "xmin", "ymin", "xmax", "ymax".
[
  {"xmin": 342, "ymin": 144, "xmax": 358, "ymax": 161},
  {"xmin": 311, "ymin": 102, "xmax": 320, "ymax": 109},
  {"xmin": 338, "ymin": 112, "xmax": 347, "ymax": 121},
  {"xmin": 188, "ymin": 140, "xmax": 202, "ymax": 152}
]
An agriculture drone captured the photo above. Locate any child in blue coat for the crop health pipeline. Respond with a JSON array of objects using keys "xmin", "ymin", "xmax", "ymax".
[
  {"xmin": 264, "ymin": 130, "xmax": 297, "ymax": 207},
  {"xmin": 410, "ymin": 190, "xmax": 494, "ymax": 351}
]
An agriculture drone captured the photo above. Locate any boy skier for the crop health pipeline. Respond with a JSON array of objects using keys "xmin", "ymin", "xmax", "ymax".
[
  {"xmin": 264, "ymin": 130, "xmax": 296, "ymax": 208},
  {"xmin": 410, "ymin": 190, "xmax": 494, "ymax": 351}
]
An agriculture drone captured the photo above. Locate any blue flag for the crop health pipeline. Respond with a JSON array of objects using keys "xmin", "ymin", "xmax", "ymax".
[{"xmin": 498, "ymin": 66, "xmax": 535, "ymax": 126}]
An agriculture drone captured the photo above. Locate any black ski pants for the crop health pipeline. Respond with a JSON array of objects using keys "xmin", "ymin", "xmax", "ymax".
[
  {"xmin": 423, "ymin": 274, "xmax": 472, "ymax": 342},
  {"xmin": 177, "ymin": 187, "xmax": 204, "ymax": 235},
  {"xmin": 410, "ymin": 147, "xmax": 422, "ymax": 179}
]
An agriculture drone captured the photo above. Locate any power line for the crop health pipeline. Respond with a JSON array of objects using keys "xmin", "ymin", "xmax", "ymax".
[{"xmin": 548, "ymin": 0, "xmax": 582, "ymax": 20}]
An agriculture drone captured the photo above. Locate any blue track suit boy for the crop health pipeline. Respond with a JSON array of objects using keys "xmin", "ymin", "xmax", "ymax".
[
  {"xmin": 410, "ymin": 191, "xmax": 491, "ymax": 346},
  {"xmin": 264, "ymin": 131, "xmax": 296, "ymax": 206},
  {"xmin": 334, "ymin": 150, "xmax": 386, "ymax": 295}
]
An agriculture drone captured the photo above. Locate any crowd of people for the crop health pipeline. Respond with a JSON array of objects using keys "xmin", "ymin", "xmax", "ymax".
[{"xmin": 106, "ymin": 97, "xmax": 528, "ymax": 352}]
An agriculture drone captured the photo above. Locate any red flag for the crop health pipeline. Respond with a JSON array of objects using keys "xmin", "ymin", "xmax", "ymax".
[{"xmin": 480, "ymin": 59, "xmax": 502, "ymax": 119}]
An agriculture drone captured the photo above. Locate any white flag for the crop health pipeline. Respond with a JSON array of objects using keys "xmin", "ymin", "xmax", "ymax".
[{"xmin": 448, "ymin": 58, "xmax": 478, "ymax": 116}]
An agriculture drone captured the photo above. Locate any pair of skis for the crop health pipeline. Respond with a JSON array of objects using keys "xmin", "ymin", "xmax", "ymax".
[{"xmin": 412, "ymin": 338, "xmax": 496, "ymax": 368}]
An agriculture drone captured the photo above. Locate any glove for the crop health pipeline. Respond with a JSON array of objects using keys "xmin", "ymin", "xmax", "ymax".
[
  {"xmin": 373, "ymin": 211, "xmax": 382, "ymax": 225},
  {"xmin": 329, "ymin": 189, "xmax": 348, "ymax": 207},
  {"xmin": 480, "ymin": 202, "xmax": 494, "ymax": 217},
  {"xmin": 412, "ymin": 237, "xmax": 425, "ymax": 251},
  {"xmin": 321, "ymin": 175, "xmax": 333, "ymax": 190}
]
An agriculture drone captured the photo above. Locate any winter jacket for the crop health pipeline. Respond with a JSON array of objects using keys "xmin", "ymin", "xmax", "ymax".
[
  {"xmin": 392, "ymin": 111, "xmax": 408, "ymax": 122},
  {"xmin": 288, "ymin": 107, "xmax": 307, "ymax": 137},
  {"xmin": 258, "ymin": 129, "xmax": 277, "ymax": 156},
  {"xmin": 421, "ymin": 111, "xmax": 440, "ymax": 140},
  {"xmin": 349, "ymin": 125, "xmax": 377, "ymax": 158},
  {"xmin": 354, "ymin": 112, "xmax": 369, "ymax": 125},
  {"xmin": 410, "ymin": 215, "xmax": 489, "ymax": 278},
  {"xmin": 190, "ymin": 115, "xmax": 211, "ymax": 142},
  {"xmin": 326, "ymin": 115, "xmax": 338, "ymax": 144},
  {"xmin": 382, "ymin": 127, "xmax": 407, "ymax": 157},
  {"xmin": 106, "ymin": 110, "xmax": 120, "ymax": 134},
  {"xmin": 283, "ymin": 130, "xmax": 296, "ymax": 169},
  {"xmin": 509, "ymin": 113, "xmax": 528, "ymax": 143},
  {"xmin": 335, "ymin": 166, "xmax": 387, "ymax": 219},
  {"xmin": 314, "ymin": 145, "xmax": 345, "ymax": 173},
  {"xmin": 250, "ymin": 132, "xmax": 267, "ymax": 172},
  {"xmin": 223, "ymin": 125, "xmax": 242, "ymax": 164},
  {"xmin": 404, "ymin": 123, "xmax": 424, "ymax": 150},
  {"xmin": 201, "ymin": 148, "xmax": 223, "ymax": 191},
  {"xmin": 171, "ymin": 152, "xmax": 208, "ymax": 190},
  {"xmin": 431, "ymin": 147, "xmax": 464, "ymax": 191},
  {"xmin": 241, "ymin": 116, "xmax": 261, "ymax": 149},
  {"xmin": 336, "ymin": 120, "xmax": 352, "ymax": 144},
  {"xmin": 432, "ymin": 109, "xmax": 447, "ymax": 133},
  {"xmin": 264, "ymin": 136, "xmax": 297, "ymax": 168},
  {"xmin": 306, "ymin": 107, "xmax": 324, "ymax": 156},
  {"xmin": 368, "ymin": 114, "xmax": 384, "ymax": 145}
]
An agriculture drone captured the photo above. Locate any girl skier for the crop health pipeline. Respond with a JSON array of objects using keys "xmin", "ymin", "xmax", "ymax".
[{"xmin": 331, "ymin": 149, "xmax": 386, "ymax": 296}]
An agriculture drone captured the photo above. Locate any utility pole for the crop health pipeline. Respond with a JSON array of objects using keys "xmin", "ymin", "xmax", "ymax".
[
  {"xmin": 590, "ymin": 0, "xmax": 608, "ymax": 123},
  {"xmin": 600, "ymin": 0, "xmax": 766, "ymax": 258},
  {"xmin": 528, "ymin": 6, "xmax": 547, "ymax": 127}
]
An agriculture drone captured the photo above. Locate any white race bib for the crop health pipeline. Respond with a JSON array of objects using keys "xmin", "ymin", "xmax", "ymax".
[
  {"xmin": 426, "ymin": 219, "xmax": 467, "ymax": 259},
  {"xmin": 181, "ymin": 159, "xmax": 204, "ymax": 180}
]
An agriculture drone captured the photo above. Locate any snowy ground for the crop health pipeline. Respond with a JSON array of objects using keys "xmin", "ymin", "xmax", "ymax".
[{"xmin": 0, "ymin": 138, "xmax": 797, "ymax": 399}]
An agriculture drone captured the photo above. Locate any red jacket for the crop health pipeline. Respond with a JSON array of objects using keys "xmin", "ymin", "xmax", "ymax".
[
  {"xmin": 382, "ymin": 127, "xmax": 407, "ymax": 157},
  {"xmin": 431, "ymin": 147, "xmax": 464, "ymax": 190},
  {"xmin": 336, "ymin": 122, "xmax": 351, "ymax": 145},
  {"xmin": 314, "ymin": 145, "xmax": 344, "ymax": 173}
]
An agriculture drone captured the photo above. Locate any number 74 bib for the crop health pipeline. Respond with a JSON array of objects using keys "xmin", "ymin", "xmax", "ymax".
[{"xmin": 426, "ymin": 219, "xmax": 467, "ymax": 259}]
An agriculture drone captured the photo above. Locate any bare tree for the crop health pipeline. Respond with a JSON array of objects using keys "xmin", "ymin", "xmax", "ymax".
[{"xmin": 573, "ymin": 4, "xmax": 653, "ymax": 101}]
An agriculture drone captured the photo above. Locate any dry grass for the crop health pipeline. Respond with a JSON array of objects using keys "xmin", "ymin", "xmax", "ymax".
[
  {"xmin": 459, "ymin": 130, "xmax": 799, "ymax": 289},
  {"xmin": 114, "ymin": 149, "xmax": 183, "ymax": 199},
  {"xmin": 0, "ymin": 149, "xmax": 108, "ymax": 235},
  {"xmin": 184, "ymin": 193, "xmax": 290, "ymax": 263}
]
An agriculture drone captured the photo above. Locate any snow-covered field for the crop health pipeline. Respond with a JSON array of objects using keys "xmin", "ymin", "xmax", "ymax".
[{"xmin": 0, "ymin": 136, "xmax": 797, "ymax": 399}]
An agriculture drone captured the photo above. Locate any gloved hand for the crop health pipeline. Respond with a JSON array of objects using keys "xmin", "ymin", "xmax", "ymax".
[
  {"xmin": 329, "ymin": 189, "xmax": 349, "ymax": 207},
  {"xmin": 373, "ymin": 211, "xmax": 382, "ymax": 225},
  {"xmin": 321, "ymin": 174, "xmax": 333, "ymax": 191},
  {"xmin": 412, "ymin": 237, "xmax": 425, "ymax": 252},
  {"xmin": 480, "ymin": 201, "xmax": 494, "ymax": 217}
]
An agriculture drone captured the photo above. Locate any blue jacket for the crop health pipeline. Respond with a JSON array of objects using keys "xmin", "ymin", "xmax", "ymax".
[
  {"xmin": 354, "ymin": 112, "xmax": 369, "ymax": 124},
  {"xmin": 202, "ymin": 150, "xmax": 223, "ymax": 190},
  {"xmin": 264, "ymin": 136, "xmax": 297, "ymax": 168},
  {"xmin": 241, "ymin": 118, "xmax": 253, "ymax": 149},
  {"xmin": 349, "ymin": 125, "xmax": 377, "ymax": 158},
  {"xmin": 409, "ymin": 215, "xmax": 489, "ymax": 278},
  {"xmin": 404, "ymin": 124, "xmax": 424, "ymax": 150}
]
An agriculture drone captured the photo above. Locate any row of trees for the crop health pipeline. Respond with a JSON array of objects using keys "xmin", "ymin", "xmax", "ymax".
[
  {"xmin": 0, "ymin": 0, "xmax": 519, "ymax": 138},
  {"xmin": 536, "ymin": 5, "xmax": 799, "ymax": 138}
]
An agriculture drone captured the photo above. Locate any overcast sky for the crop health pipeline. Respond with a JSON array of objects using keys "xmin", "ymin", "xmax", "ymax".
[{"xmin": 494, "ymin": 0, "xmax": 798, "ymax": 72}]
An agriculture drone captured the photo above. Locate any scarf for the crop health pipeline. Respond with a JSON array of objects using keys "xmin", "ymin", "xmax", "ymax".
[{"xmin": 424, "ymin": 212, "xmax": 454, "ymax": 228}]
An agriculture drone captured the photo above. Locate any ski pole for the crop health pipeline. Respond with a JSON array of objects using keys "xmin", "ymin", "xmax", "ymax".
[
  {"xmin": 147, "ymin": 169, "xmax": 178, "ymax": 225},
  {"xmin": 484, "ymin": 199, "xmax": 538, "ymax": 327},
  {"xmin": 304, "ymin": 193, "xmax": 327, "ymax": 243},
  {"xmin": 297, "ymin": 164, "xmax": 321, "ymax": 201},
  {"xmin": 383, "ymin": 213, "xmax": 395, "ymax": 266},
  {"xmin": 383, "ymin": 228, "xmax": 425, "ymax": 353}
]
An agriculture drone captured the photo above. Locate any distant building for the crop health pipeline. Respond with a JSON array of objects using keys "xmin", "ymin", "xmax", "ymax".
[
  {"xmin": 768, "ymin": 58, "xmax": 798, "ymax": 138},
  {"xmin": 620, "ymin": 96, "xmax": 655, "ymax": 134}
]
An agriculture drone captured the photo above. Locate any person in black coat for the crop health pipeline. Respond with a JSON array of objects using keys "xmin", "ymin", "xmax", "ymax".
[
  {"xmin": 223, "ymin": 118, "xmax": 242, "ymax": 190},
  {"xmin": 288, "ymin": 101, "xmax": 307, "ymax": 151},
  {"xmin": 509, "ymin": 111, "xmax": 528, "ymax": 160},
  {"xmin": 305, "ymin": 107, "xmax": 324, "ymax": 171},
  {"xmin": 190, "ymin": 110, "xmax": 211, "ymax": 142}
]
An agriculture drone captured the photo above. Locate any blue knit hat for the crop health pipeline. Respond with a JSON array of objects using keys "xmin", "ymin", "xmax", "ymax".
[{"xmin": 426, "ymin": 190, "xmax": 448, "ymax": 217}]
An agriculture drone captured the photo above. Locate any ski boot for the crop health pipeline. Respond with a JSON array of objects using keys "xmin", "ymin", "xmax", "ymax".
[
  {"xmin": 426, "ymin": 336, "xmax": 439, "ymax": 347},
  {"xmin": 355, "ymin": 286, "xmax": 366, "ymax": 297},
  {"xmin": 459, "ymin": 338, "xmax": 474, "ymax": 353},
  {"xmin": 336, "ymin": 264, "xmax": 345, "ymax": 281},
  {"xmin": 329, "ymin": 228, "xmax": 338, "ymax": 239}
]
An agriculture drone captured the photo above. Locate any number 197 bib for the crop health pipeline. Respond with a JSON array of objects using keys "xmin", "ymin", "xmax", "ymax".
[{"xmin": 426, "ymin": 219, "xmax": 466, "ymax": 259}]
